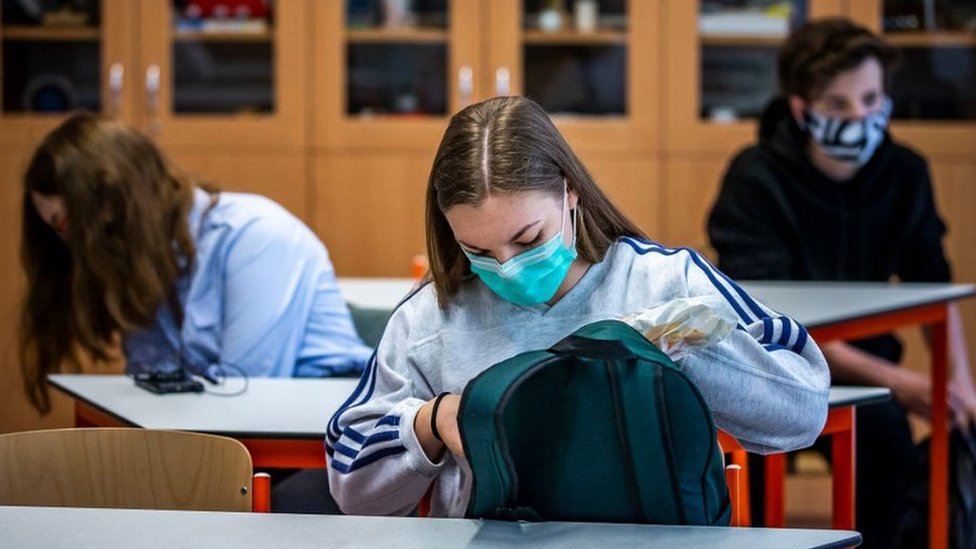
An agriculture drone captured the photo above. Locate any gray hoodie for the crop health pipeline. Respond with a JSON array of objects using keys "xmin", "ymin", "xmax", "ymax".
[{"xmin": 327, "ymin": 238, "xmax": 830, "ymax": 517}]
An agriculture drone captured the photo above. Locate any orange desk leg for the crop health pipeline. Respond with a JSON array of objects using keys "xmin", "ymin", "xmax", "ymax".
[
  {"xmin": 764, "ymin": 453, "xmax": 786, "ymax": 528},
  {"xmin": 252, "ymin": 472, "xmax": 271, "ymax": 513},
  {"xmin": 728, "ymin": 449, "xmax": 752, "ymax": 526},
  {"xmin": 725, "ymin": 464, "xmax": 742, "ymax": 527},
  {"xmin": 830, "ymin": 407, "xmax": 856, "ymax": 530},
  {"xmin": 930, "ymin": 316, "xmax": 949, "ymax": 549}
]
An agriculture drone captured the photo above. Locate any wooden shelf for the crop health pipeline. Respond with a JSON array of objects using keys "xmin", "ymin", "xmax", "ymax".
[
  {"xmin": 700, "ymin": 34, "xmax": 785, "ymax": 47},
  {"xmin": 174, "ymin": 28, "xmax": 272, "ymax": 42},
  {"xmin": 522, "ymin": 29, "xmax": 627, "ymax": 45},
  {"xmin": 1, "ymin": 25, "xmax": 99, "ymax": 41},
  {"xmin": 885, "ymin": 31, "xmax": 976, "ymax": 48},
  {"xmin": 346, "ymin": 28, "xmax": 448, "ymax": 44}
]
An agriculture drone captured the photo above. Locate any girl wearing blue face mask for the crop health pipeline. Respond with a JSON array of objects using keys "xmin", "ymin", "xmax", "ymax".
[
  {"xmin": 708, "ymin": 18, "xmax": 976, "ymax": 548},
  {"xmin": 327, "ymin": 95, "xmax": 832, "ymax": 518}
]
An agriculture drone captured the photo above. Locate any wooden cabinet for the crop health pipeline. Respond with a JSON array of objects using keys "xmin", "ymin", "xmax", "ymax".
[
  {"xmin": 663, "ymin": 0, "xmax": 845, "ymax": 155},
  {"xmin": 2, "ymin": 1, "xmax": 975, "ymax": 434},
  {"xmin": 313, "ymin": 0, "xmax": 658, "ymax": 154},
  {"xmin": 311, "ymin": 0, "xmax": 662, "ymax": 275},
  {"xmin": 0, "ymin": 0, "xmax": 310, "ymax": 431},
  {"xmin": 1, "ymin": 0, "xmax": 306, "ymax": 149}
]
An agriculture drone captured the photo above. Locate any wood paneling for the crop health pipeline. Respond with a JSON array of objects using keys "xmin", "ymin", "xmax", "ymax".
[
  {"xmin": 661, "ymin": 156, "xmax": 729, "ymax": 254},
  {"xmin": 312, "ymin": 153, "xmax": 433, "ymax": 277},
  {"xmin": 930, "ymin": 162, "xmax": 976, "ymax": 374},
  {"xmin": 167, "ymin": 149, "xmax": 308, "ymax": 222},
  {"xmin": 583, "ymin": 156, "xmax": 662, "ymax": 239}
]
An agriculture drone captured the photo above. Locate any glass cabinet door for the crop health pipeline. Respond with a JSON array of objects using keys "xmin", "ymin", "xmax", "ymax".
[
  {"xmin": 488, "ymin": 0, "xmax": 657, "ymax": 153},
  {"xmin": 698, "ymin": 0, "xmax": 806, "ymax": 122},
  {"xmin": 664, "ymin": 0, "xmax": 842, "ymax": 154},
  {"xmin": 880, "ymin": 0, "xmax": 976, "ymax": 121},
  {"xmin": 847, "ymin": 0, "xmax": 976, "ymax": 156},
  {"xmin": 0, "ymin": 0, "xmax": 131, "ymax": 146},
  {"xmin": 137, "ymin": 0, "xmax": 305, "ymax": 148},
  {"xmin": 315, "ymin": 0, "xmax": 480, "ymax": 150}
]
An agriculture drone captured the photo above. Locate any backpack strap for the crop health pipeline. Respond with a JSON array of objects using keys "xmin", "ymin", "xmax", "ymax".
[{"xmin": 548, "ymin": 319, "xmax": 671, "ymax": 366}]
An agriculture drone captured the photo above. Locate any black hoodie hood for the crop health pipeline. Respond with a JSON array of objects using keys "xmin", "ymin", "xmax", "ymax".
[{"xmin": 709, "ymin": 97, "xmax": 951, "ymax": 363}]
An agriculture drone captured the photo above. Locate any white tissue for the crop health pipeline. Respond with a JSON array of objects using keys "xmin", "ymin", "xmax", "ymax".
[{"xmin": 622, "ymin": 295, "xmax": 738, "ymax": 360}]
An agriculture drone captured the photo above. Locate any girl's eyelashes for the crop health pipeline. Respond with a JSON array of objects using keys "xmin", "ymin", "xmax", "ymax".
[{"xmin": 517, "ymin": 233, "xmax": 544, "ymax": 248}]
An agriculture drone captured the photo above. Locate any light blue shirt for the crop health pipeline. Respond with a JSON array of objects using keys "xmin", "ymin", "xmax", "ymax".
[{"xmin": 123, "ymin": 188, "xmax": 372, "ymax": 378}]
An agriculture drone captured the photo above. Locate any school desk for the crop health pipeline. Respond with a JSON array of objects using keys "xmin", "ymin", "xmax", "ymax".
[
  {"xmin": 49, "ymin": 376, "xmax": 358, "ymax": 469},
  {"xmin": 744, "ymin": 281, "xmax": 975, "ymax": 549},
  {"xmin": 50, "ymin": 374, "xmax": 884, "ymax": 529},
  {"xmin": 0, "ymin": 505, "xmax": 861, "ymax": 548},
  {"xmin": 336, "ymin": 277, "xmax": 975, "ymax": 546}
]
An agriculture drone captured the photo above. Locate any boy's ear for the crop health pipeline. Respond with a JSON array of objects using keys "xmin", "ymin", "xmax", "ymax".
[{"xmin": 787, "ymin": 95, "xmax": 807, "ymax": 125}]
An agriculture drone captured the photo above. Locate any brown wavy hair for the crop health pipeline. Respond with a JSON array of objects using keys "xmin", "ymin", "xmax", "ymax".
[
  {"xmin": 20, "ymin": 112, "xmax": 197, "ymax": 413},
  {"xmin": 778, "ymin": 17, "xmax": 899, "ymax": 101},
  {"xmin": 425, "ymin": 96, "xmax": 646, "ymax": 307}
]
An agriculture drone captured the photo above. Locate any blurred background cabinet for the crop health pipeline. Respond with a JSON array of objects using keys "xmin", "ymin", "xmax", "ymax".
[
  {"xmin": 0, "ymin": 0, "xmax": 309, "ymax": 430},
  {"xmin": 1, "ymin": 0, "xmax": 975, "ymax": 443},
  {"xmin": 312, "ymin": 0, "xmax": 660, "ymax": 275}
]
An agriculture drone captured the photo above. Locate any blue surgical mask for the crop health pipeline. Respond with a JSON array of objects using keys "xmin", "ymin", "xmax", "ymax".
[
  {"xmin": 463, "ymin": 188, "xmax": 578, "ymax": 306},
  {"xmin": 802, "ymin": 97, "xmax": 892, "ymax": 166}
]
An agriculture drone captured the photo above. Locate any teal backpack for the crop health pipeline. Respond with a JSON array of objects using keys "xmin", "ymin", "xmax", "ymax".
[{"xmin": 458, "ymin": 319, "xmax": 731, "ymax": 525}]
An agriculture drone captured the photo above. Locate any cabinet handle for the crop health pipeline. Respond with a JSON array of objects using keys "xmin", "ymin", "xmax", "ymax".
[
  {"xmin": 458, "ymin": 65, "xmax": 473, "ymax": 109},
  {"xmin": 145, "ymin": 64, "xmax": 161, "ymax": 136},
  {"xmin": 108, "ymin": 62, "xmax": 124, "ymax": 118},
  {"xmin": 495, "ymin": 67, "xmax": 511, "ymax": 97}
]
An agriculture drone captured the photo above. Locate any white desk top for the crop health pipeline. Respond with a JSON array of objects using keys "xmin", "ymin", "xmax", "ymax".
[
  {"xmin": 49, "ymin": 375, "xmax": 359, "ymax": 439},
  {"xmin": 0, "ymin": 505, "xmax": 861, "ymax": 549},
  {"xmin": 49, "ymin": 374, "xmax": 886, "ymax": 439},
  {"xmin": 740, "ymin": 281, "xmax": 975, "ymax": 328},
  {"xmin": 339, "ymin": 277, "xmax": 418, "ymax": 310},
  {"xmin": 338, "ymin": 277, "xmax": 975, "ymax": 328}
]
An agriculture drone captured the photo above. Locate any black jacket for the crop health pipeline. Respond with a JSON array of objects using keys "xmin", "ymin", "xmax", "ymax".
[{"xmin": 708, "ymin": 98, "xmax": 951, "ymax": 363}]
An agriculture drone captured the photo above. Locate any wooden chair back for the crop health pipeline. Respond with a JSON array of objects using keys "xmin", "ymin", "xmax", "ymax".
[{"xmin": 0, "ymin": 428, "xmax": 258, "ymax": 512}]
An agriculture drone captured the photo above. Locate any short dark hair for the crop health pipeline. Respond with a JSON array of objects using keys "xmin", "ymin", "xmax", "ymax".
[{"xmin": 778, "ymin": 17, "xmax": 898, "ymax": 101}]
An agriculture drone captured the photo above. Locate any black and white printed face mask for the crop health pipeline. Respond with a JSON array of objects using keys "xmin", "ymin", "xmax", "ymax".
[{"xmin": 802, "ymin": 97, "xmax": 892, "ymax": 166}]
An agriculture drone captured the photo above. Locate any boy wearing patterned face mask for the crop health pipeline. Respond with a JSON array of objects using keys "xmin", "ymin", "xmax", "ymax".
[{"xmin": 708, "ymin": 17, "xmax": 976, "ymax": 548}]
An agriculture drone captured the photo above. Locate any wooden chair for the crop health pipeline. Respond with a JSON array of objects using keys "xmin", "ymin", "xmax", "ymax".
[{"xmin": 0, "ymin": 428, "xmax": 270, "ymax": 512}]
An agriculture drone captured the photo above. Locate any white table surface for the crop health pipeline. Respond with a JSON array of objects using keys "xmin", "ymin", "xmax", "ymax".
[
  {"xmin": 0, "ymin": 505, "xmax": 861, "ymax": 549},
  {"xmin": 49, "ymin": 374, "xmax": 886, "ymax": 439},
  {"xmin": 337, "ymin": 277, "xmax": 976, "ymax": 328},
  {"xmin": 49, "ymin": 375, "xmax": 359, "ymax": 438},
  {"xmin": 740, "ymin": 281, "xmax": 975, "ymax": 328}
]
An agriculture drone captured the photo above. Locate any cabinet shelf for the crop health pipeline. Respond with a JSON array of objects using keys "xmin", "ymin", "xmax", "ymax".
[
  {"xmin": 885, "ymin": 31, "xmax": 976, "ymax": 48},
  {"xmin": 174, "ymin": 28, "xmax": 272, "ymax": 42},
  {"xmin": 346, "ymin": 28, "xmax": 448, "ymax": 44},
  {"xmin": 522, "ymin": 29, "xmax": 627, "ymax": 45},
  {"xmin": 700, "ymin": 34, "xmax": 785, "ymax": 47},
  {"xmin": 1, "ymin": 25, "xmax": 99, "ymax": 41}
]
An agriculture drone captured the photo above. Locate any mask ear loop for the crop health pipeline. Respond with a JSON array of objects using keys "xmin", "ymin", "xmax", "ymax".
[{"xmin": 564, "ymin": 180, "xmax": 578, "ymax": 249}]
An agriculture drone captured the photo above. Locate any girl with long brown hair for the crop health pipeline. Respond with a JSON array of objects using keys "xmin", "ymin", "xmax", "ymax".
[
  {"xmin": 326, "ymin": 96, "xmax": 830, "ymax": 517},
  {"xmin": 21, "ymin": 112, "xmax": 371, "ymax": 413}
]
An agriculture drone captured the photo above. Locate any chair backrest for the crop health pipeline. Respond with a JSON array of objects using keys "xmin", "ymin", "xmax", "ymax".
[{"xmin": 0, "ymin": 428, "xmax": 255, "ymax": 512}]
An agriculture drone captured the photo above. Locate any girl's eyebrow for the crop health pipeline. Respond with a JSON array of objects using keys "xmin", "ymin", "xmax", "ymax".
[{"xmin": 458, "ymin": 220, "xmax": 542, "ymax": 253}]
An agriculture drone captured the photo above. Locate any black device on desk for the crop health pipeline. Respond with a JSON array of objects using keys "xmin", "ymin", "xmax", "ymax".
[{"xmin": 134, "ymin": 369, "xmax": 204, "ymax": 394}]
